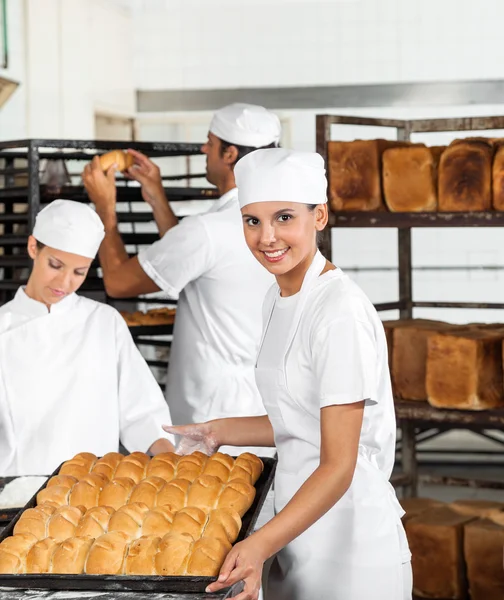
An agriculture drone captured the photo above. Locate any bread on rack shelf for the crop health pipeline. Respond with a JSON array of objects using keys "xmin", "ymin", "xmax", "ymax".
[
  {"xmin": 492, "ymin": 143, "xmax": 504, "ymax": 211},
  {"xmin": 400, "ymin": 497, "xmax": 445, "ymax": 522},
  {"xmin": 438, "ymin": 139, "xmax": 493, "ymax": 211},
  {"xmin": 448, "ymin": 499, "xmax": 504, "ymax": 519},
  {"xmin": 464, "ymin": 518, "xmax": 504, "ymax": 600},
  {"xmin": 120, "ymin": 307, "xmax": 176, "ymax": 327},
  {"xmin": 382, "ymin": 145, "xmax": 439, "ymax": 212},
  {"xmin": 98, "ymin": 150, "xmax": 134, "ymax": 173}
]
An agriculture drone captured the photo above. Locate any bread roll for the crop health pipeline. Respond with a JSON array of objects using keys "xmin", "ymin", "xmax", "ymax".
[
  {"xmin": 202, "ymin": 508, "xmax": 242, "ymax": 545},
  {"xmin": 202, "ymin": 453, "xmax": 234, "ymax": 482},
  {"xmin": 91, "ymin": 452, "xmax": 124, "ymax": 480},
  {"xmin": 0, "ymin": 550, "xmax": 23, "ymax": 574},
  {"xmin": 115, "ymin": 456, "xmax": 148, "ymax": 484},
  {"xmin": 146, "ymin": 454, "xmax": 177, "ymax": 481},
  {"xmin": 72, "ymin": 452, "xmax": 97, "ymax": 468},
  {"xmin": 98, "ymin": 150, "xmax": 134, "ymax": 173},
  {"xmin": 14, "ymin": 504, "xmax": 57, "ymax": 539},
  {"xmin": 129, "ymin": 476, "xmax": 166, "ymax": 508},
  {"xmin": 141, "ymin": 506, "xmax": 174, "ymax": 538},
  {"xmin": 51, "ymin": 536, "xmax": 94, "ymax": 574},
  {"xmin": 37, "ymin": 485, "xmax": 71, "ymax": 507},
  {"xmin": 47, "ymin": 475, "xmax": 78, "ymax": 490},
  {"xmin": 187, "ymin": 475, "xmax": 223, "ymax": 512},
  {"xmin": 156, "ymin": 478, "xmax": 190, "ymax": 512},
  {"xmin": 170, "ymin": 507, "xmax": 207, "ymax": 540},
  {"xmin": 59, "ymin": 460, "xmax": 91, "ymax": 480},
  {"xmin": 186, "ymin": 536, "xmax": 231, "ymax": 577},
  {"xmin": 217, "ymin": 481, "xmax": 256, "ymax": 517},
  {"xmin": 75, "ymin": 506, "xmax": 115, "ymax": 539},
  {"xmin": 155, "ymin": 532, "xmax": 193, "ymax": 576},
  {"xmin": 438, "ymin": 140, "xmax": 493, "ymax": 211},
  {"xmin": 176, "ymin": 454, "xmax": 207, "ymax": 482},
  {"xmin": 98, "ymin": 477, "xmax": 136, "ymax": 510},
  {"xmin": 126, "ymin": 451, "xmax": 151, "ymax": 466},
  {"xmin": 69, "ymin": 473, "xmax": 108, "ymax": 510},
  {"xmin": 25, "ymin": 537, "xmax": 58, "ymax": 574},
  {"xmin": 0, "ymin": 533, "xmax": 38, "ymax": 573},
  {"xmin": 85, "ymin": 531, "xmax": 130, "ymax": 575},
  {"xmin": 236, "ymin": 453, "xmax": 263, "ymax": 483},
  {"xmin": 108, "ymin": 502, "xmax": 150, "ymax": 540},
  {"xmin": 47, "ymin": 506, "xmax": 85, "ymax": 542},
  {"xmin": 124, "ymin": 535, "xmax": 161, "ymax": 576}
]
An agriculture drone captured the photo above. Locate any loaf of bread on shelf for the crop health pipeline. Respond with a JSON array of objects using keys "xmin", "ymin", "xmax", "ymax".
[
  {"xmin": 51, "ymin": 536, "xmax": 94, "ymax": 574},
  {"xmin": 382, "ymin": 145, "xmax": 439, "ymax": 212},
  {"xmin": 98, "ymin": 477, "xmax": 136, "ymax": 510},
  {"xmin": 85, "ymin": 531, "xmax": 130, "ymax": 575},
  {"xmin": 492, "ymin": 143, "xmax": 504, "ymax": 211},
  {"xmin": 328, "ymin": 139, "xmax": 409, "ymax": 212},
  {"xmin": 426, "ymin": 328, "xmax": 504, "ymax": 410},
  {"xmin": 98, "ymin": 150, "xmax": 134, "ymax": 173},
  {"xmin": 438, "ymin": 139, "xmax": 493, "ymax": 211},
  {"xmin": 405, "ymin": 506, "xmax": 475, "ymax": 600},
  {"xmin": 448, "ymin": 499, "xmax": 504, "ymax": 519},
  {"xmin": 400, "ymin": 497, "xmax": 445, "ymax": 522},
  {"xmin": 464, "ymin": 518, "xmax": 504, "ymax": 600},
  {"xmin": 121, "ymin": 307, "xmax": 177, "ymax": 327}
]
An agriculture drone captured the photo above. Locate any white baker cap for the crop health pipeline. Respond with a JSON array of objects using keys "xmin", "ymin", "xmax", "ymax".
[
  {"xmin": 33, "ymin": 199, "xmax": 105, "ymax": 259},
  {"xmin": 235, "ymin": 148, "xmax": 328, "ymax": 209},
  {"xmin": 209, "ymin": 103, "xmax": 281, "ymax": 148}
]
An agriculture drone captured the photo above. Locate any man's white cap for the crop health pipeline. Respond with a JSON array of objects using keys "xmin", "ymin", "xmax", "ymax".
[
  {"xmin": 33, "ymin": 199, "xmax": 105, "ymax": 259},
  {"xmin": 209, "ymin": 103, "xmax": 281, "ymax": 148},
  {"xmin": 235, "ymin": 148, "xmax": 328, "ymax": 209}
]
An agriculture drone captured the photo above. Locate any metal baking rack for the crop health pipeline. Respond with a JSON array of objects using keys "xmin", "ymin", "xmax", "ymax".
[{"xmin": 316, "ymin": 114, "xmax": 504, "ymax": 497}]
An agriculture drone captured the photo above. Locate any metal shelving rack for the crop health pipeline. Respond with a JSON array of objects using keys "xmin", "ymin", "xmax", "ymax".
[
  {"xmin": 0, "ymin": 139, "xmax": 218, "ymax": 389},
  {"xmin": 316, "ymin": 114, "xmax": 504, "ymax": 497}
]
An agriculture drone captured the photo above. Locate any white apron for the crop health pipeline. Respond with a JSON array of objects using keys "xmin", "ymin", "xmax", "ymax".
[{"xmin": 255, "ymin": 251, "xmax": 406, "ymax": 600}]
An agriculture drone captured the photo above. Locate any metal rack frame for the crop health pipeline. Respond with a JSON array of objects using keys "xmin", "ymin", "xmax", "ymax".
[{"xmin": 316, "ymin": 114, "xmax": 504, "ymax": 496}]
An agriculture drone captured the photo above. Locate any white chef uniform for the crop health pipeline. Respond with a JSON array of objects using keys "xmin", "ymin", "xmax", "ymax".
[
  {"xmin": 137, "ymin": 104, "xmax": 280, "ymax": 456},
  {"xmin": 0, "ymin": 199, "xmax": 174, "ymax": 476},
  {"xmin": 234, "ymin": 150, "xmax": 412, "ymax": 600}
]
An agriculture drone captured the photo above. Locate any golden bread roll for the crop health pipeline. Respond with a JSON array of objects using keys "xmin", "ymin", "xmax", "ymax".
[
  {"xmin": 126, "ymin": 451, "xmax": 151, "ymax": 466},
  {"xmin": 47, "ymin": 475, "xmax": 78, "ymax": 489},
  {"xmin": 217, "ymin": 480, "xmax": 256, "ymax": 517},
  {"xmin": 156, "ymin": 478, "xmax": 190, "ymax": 512},
  {"xmin": 14, "ymin": 504, "xmax": 57, "ymax": 539},
  {"xmin": 75, "ymin": 506, "xmax": 115, "ymax": 539},
  {"xmin": 59, "ymin": 460, "xmax": 91, "ymax": 480},
  {"xmin": 98, "ymin": 150, "xmax": 134, "ymax": 173},
  {"xmin": 69, "ymin": 474, "xmax": 107, "ymax": 510},
  {"xmin": 25, "ymin": 537, "xmax": 58, "ymax": 573},
  {"xmin": 37, "ymin": 485, "xmax": 71, "ymax": 507},
  {"xmin": 129, "ymin": 476, "xmax": 166, "ymax": 508},
  {"xmin": 146, "ymin": 454, "xmax": 178, "ymax": 480},
  {"xmin": 141, "ymin": 506, "xmax": 174, "ymax": 538},
  {"xmin": 98, "ymin": 477, "xmax": 136, "ymax": 510},
  {"xmin": 155, "ymin": 532, "xmax": 193, "ymax": 576},
  {"xmin": 85, "ymin": 531, "xmax": 130, "ymax": 575},
  {"xmin": 227, "ymin": 463, "xmax": 254, "ymax": 485},
  {"xmin": 108, "ymin": 502, "xmax": 150, "ymax": 540},
  {"xmin": 47, "ymin": 506, "xmax": 85, "ymax": 542},
  {"xmin": 114, "ymin": 458, "xmax": 147, "ymax": 484},
  {"xmin": 203, "ymin": 453, "xmax": 234, "ymax": 482},
  {"xmin": 176, "ymin": 465, "xmax": 201, "ymax": 483},
  {"xmin": 186, "ymin": 536, "xmax": 231, "ymax": 577},
  {"xmin": 236, "ymin": 453, "xmax": 263, "ymax": 483},
  {"xmin": 124, "ymin": 535, "xmax": 161, "ymax": 576},
  {"xmin": 51, "ymin": 536, "xmax": 93, "ymax": 574},
  {"xmin": 178, "ymin": 453, "xmax": 208, "ymax": 469},
  {"xmin": 170, "ymin": 507, "xmax": 207, "ymax": 541},
  {"xmin": 202, "ymin": 508, "xmax": 242, "ymax": 545},
  {"xmin": 187, "ymin": 475, "xmax": 223, "ymax": 512},
  {"xmin": 91, "ymin": 452, "xmax": 124, "ymax": 480},
  {"xmin": 0, "ymin": 550, "xmax": 23, "ymax": 574},
  {"xmin": 72, "ymin": 452, "xmax": 97, "ymax": 467}
]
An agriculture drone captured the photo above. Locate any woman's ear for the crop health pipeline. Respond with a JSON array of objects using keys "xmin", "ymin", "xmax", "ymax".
[
  {"xmin": 27, "ymin": 235, "xmax": 38, "ymax": 260},
  {"xmin": 315, "ymin": 204, "xmax": 329, "ymax": 231}
]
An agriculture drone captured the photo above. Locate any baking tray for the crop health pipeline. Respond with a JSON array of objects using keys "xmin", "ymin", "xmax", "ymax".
[
  {"xmin": 128, "ymin": 324, "xmax": 174, "ymax": 337},
  {"xmin": 0, "ymin": 477, "xmax": 28, "ymax": 526},
  {"xmin": 0, "ymin": 456, "xmax": 276, "ymax": 593}
]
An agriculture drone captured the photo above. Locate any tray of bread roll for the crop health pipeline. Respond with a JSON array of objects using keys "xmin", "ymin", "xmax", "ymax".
[
  {"xmin": 121, "ymin": 307, "xmax": 176, "ymax": 336},
  {"xmin": 0, "ymin": 451, "xmax": 276, "ymax": 593}
]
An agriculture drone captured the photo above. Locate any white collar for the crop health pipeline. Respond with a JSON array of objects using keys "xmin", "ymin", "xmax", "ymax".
[
  {"xmin": 206, "ymin": 188, "xmax": 239, "ymax": 214},
  {"xmin": 13, "ymin": 286, "xmax": 79, "ymax": 317}
]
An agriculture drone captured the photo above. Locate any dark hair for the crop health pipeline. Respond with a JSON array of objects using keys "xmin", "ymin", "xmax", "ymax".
[
  {"xmin": 219, "ymin": 140, "xmax": 279, "ymax": 166},
  {"xmin": 35, "ymin": 240, "xmax": 45, "ymax": 250}
]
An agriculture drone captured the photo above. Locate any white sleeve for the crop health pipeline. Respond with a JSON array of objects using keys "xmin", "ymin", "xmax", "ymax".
[
  {"xmin": 114, "ymin": 313, "xmax": 175, "ymax": 451},
  {"xmin": 312, "ymin": 316, "xmax": 378, "ymax": 408},
  {"xmin": 0, "ymin": 365, "xmax": 16, "ymax": 473},
  {"xmin": 137, "ymin": 216, "xmax": 215, "ymax": 298}
]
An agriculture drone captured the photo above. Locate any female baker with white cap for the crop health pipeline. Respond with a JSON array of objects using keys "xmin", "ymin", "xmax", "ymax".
[
  {"xmin": 164, "ymin": 149, "xmax": 412, "ymax": 600},
  {"xmin": 0, "ymin": 199, "xmax": 175, "ymax": 477}
]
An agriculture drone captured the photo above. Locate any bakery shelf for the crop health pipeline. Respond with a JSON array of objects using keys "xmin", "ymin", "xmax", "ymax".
[{"xmin": 316, "ymin": 113, "xmax": 504, "ymax": 498}]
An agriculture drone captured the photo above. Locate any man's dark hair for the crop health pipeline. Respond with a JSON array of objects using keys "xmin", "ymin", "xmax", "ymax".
[{"xmin": 219, "ymin": 140, "xmax": 279, "ymax": 166}]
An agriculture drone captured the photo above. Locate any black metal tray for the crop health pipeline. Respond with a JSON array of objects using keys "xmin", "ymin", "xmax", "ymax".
[{"xmin": 0, "ymin": 456, "xmax": 276, "ymax": 593}]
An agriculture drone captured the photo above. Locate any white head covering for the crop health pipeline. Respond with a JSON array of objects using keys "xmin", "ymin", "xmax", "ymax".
[
  {"xmin": 235, "ymin": 148, "xmax": 327, "ymax": 209},
  {"xmin": 209, "ymin": 103, "xmax": 281, "ymax": 148},
  {"xmin": 33, "ymin": 199, "xmax": 105, "ymax": 259}
]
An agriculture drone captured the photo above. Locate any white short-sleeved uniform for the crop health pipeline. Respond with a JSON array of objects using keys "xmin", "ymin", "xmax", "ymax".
[
  {"xmin": 256, "ymin": 253, "xmax": 411, "ymax": 600},
  {"xmin": 138, "ymin": 189, "xmax": 275, "ymax": 448},
  {"xmin": 0, "ymin": 288, "xmax": 174, "ymax": 476}
]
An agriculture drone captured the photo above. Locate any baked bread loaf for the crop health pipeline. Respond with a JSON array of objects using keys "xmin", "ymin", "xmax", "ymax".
[
  {"xmin": 37, "ymin": 485, "xmax": 72, "ymax": 507},
  {"xmin": 186, "ymin": 536, "xmax": 230, "ymax": 577},
  {"xmin": 464, "ymin": 518, "xmax": 504, "ymax": 600},
  {"xmin": 438, "ymin": 140, "xmax": 493, "ymax": 211},
  {"xmin": 141, "ymin": 506, "xmax": 174, "ymax": 538},
  {"xmin": 115, "ymin": 453, "xmax": 149, "ymax": 484},
  {"xmin": 124, "ymin": 535, "xmax": 161, "ymax": 576},
  {"xmin": 146, "ymin": 453, "xmax": 178, "ymax": 480},
  {"xmin": 383, "ymin": 145, "xmax": 438, "ymax": 212},
  {"xmin": 187, "ymin": 475, "xmax": 223, "ymax": 512},
  {"xmin": 492, "ymin": 143, "xmax": 504, "ymax": 210},
  {"xmin": 51, "ymin": 536, "xmax": 93, "ymax": 574},
  {"xmin": 91, "ymin": 452, "xmax": 124, "ymax": 480},
  {"xmin": 156, "ymin": 478, "xmax": 191, "ymax": 512},
  {"xmin": 108, "ymin": 502, "xmax": 150, "ymax": 540},
  {"xmin": 400, "ymin": 497, "xmax": 445, "ymax": 522},
  {"xmin": 202, "ymin": 508, "xmax": 242, "ymax": 545},
  {"xmin": 176, "ymin": 453, "xmax": 207, "ymax": 482},
  {"xmin": 98, "ymin": 477, "xmax": 136, "ymax": 510},
  {"xmin": 47, "ymin": 475, "xmax": 78, "ymax": 489},
  {"xmin": 449, "ymin": 499, "xmax": 504, "ymax": 519},
  {"xmin": 217, "ymin": 480, "xmax": 256, "ymax": 517},
  {"xmin": 202, "ymin": 453, "xmax": 234, "ymax": 482},
  {"xmin": 47, "ymin": 505, "xmax": 85, "ymax": 542},
  {"xmin": 25, "ymin": 537, "xmax": 58, "ymax": 573},
  {"xmin": 235, "ymin": 453, "xmax": 263, "ymax": 484},
  {"xmin": 98, "ymin": 150, "xmax": 134, "ymax": 173},
  {"xmin": 155, "ymin": 532, "xmax": 194, "ymax": 576},
  {"xmin": 69, "ymin": 473, "xmax": 108, "ymax": 510},
  {"xmin": 75, "ymin": 506, "xmax": 115, "ymax": 539},
  {"xmin": 14, "ymin": 503, "xmax": 57, "ymax": 539},
  {"xmin": 170, "ymin": 507, "xmax": 207, "ymax": 540},
  {"xmin": 59, "ymin": 461, "xmax": 91, "ymax": 480},
  {"xmin": 129, "ymin": 476, "xmax": 166, "ymax": 508},
  {"xmin": 121, "ymin": 307, "xmax": 176, "ymax": 327},
  {"xmin": 85, "ymin": 531, "xmax": 130, "ymax": 575},
  {"xmin": 0, "ymin": 533, "xmax": 38, "ymax": 574}
]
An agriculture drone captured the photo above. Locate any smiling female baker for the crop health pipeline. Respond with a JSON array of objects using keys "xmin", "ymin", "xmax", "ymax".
[{"xmin": 164, "ymin": 149, "xmax": 412, "ymax": 600}]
